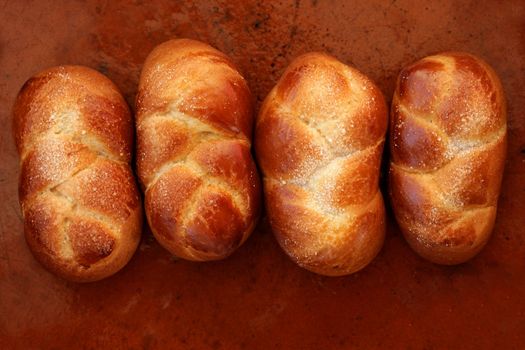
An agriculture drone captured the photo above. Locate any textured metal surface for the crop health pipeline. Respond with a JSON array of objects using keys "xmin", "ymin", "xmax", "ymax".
[{"xmin": 1, "ymin": 1, "xmax": 524, "ymax": 348}]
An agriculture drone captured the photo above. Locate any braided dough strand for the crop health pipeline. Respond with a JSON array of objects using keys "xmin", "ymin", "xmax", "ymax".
[
  {"xmin": 13, "ymin": 66, "xmax": 142, "ymax": 282},
  {"xmin": 389, "ymin": 52, "xmax": 507, "ymax": 264},
  {"xmin": 136, "ymin": 39, "xmax": 261, "ymax": 261},
  {"xmin": 256, "ymin": 53, "xmax": 388, "ymax": 276}
]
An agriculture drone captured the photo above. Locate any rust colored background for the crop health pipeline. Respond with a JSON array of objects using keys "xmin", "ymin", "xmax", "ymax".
[{"xmin": 1, "ymin": 1, "xmax": 524, "ymax": 349}]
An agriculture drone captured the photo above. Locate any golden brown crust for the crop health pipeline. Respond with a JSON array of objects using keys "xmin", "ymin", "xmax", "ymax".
[
  {"xmin": 389, "ymin": 52, "xmax": 507, "ymax": 265},
  {"xmin": 136, "ymin": 39, "xmax": 261, "ymax": 261},
  {"xmin": 255, "ymin": 52, "xmax": 387, "ymax": 276},
  {"xmin": 13, "ymin": 66, "xmax": 142, "ymax": 282}
]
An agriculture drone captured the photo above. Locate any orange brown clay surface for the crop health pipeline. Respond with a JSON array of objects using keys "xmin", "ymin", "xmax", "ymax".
[{"xmin": 1, "ymin": 1, "xmax": 524, "ymax": 348}]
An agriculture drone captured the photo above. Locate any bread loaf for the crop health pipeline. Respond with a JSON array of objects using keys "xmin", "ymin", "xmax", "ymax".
[
  {"xmin": 389, "ymin": 52, "xmax": 507, "ymax": 264},
  {"xmin": 13, "ymin": 66, "xmax": 142, "ymax": 282},
  {"xmin": 136, "ymin": 39, "xmax": 261, "ymax": 261},
  {"xmin": 255, "ymin": 53, "xmax": 388, "ymax": 276}
]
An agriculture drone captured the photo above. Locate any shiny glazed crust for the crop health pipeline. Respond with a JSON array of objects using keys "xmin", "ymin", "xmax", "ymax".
[
  {"xmin": 389, "ymin": 52, "xmax": 507, "ymax": 265},
  {"xmin": 13, "ymin": 66, "xmax": 142, "ymax": 282},
  {"xmin": 136, "ymin": 39, "xmax": 261, "ymax": 261},
  {"xmin": 255, "ymin": 53, "xmax": 388, "ymax": 276}
]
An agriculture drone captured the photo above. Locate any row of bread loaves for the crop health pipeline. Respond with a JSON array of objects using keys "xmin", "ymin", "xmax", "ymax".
[{"xmin": 13, "ymin": 39, "xmax": 506, "ymax": 281}]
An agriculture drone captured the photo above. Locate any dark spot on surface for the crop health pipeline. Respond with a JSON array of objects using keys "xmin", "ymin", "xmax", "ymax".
[
  {"xmin": 97, "ymin": 62, "xmax": 109, "ymax": 75},
  {"xmin": 212, "ymin": 339, "xmax": 222, "ymax": 349},
  {"xmin": 222, "ymin": 9, "xmax": 233, "ymax": 21},
  {"xmin": 142, "ymin": 334, "xmax": 155, "ymax": 350},
  {"xmin": 290, "ymin": 25, "xmax": 297, "ymax": 37}
]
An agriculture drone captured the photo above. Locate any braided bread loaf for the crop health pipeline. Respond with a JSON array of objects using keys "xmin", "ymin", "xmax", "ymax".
[
  {"xmin": 13, "ymin": 66, "xmax": 142, "ymax": 282},
  {"xmin": 255, "ymin": 53, "xmax": 388, "ymax": 276},
  {"xmin": 389, "ymin": 52, "xmax": 507, "ymax": 265},
  {"xmin": 136, "ymin": 39, "xmax": 261, "ymax": 261}
]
